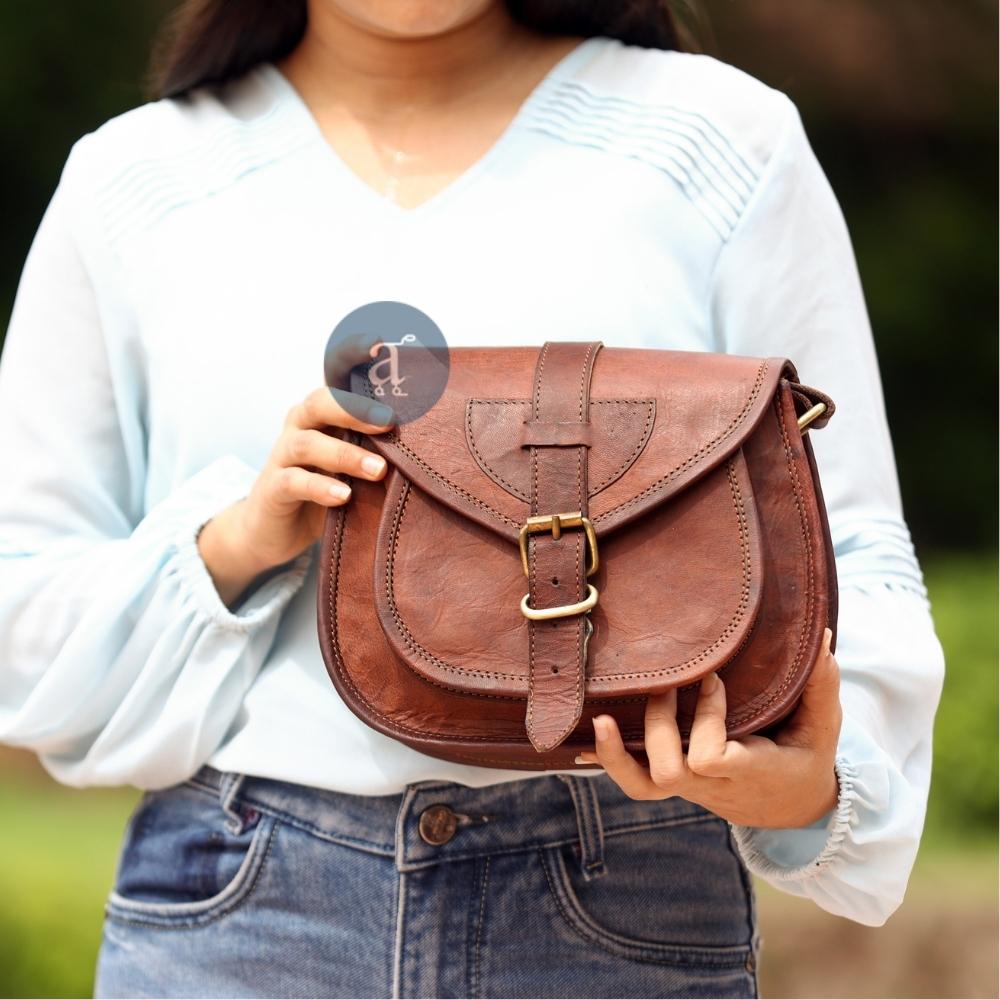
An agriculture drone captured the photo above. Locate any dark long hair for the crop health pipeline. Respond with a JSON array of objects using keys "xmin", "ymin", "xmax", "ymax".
[{"xmin": 147, "ymin": 0, "xmax": 704, "ymax": 101}]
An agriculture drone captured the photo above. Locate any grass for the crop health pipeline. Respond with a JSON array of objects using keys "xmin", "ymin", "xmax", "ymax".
[{"xmin": 0, "ymin": 550, "xmax": 995, "ymax": 999}]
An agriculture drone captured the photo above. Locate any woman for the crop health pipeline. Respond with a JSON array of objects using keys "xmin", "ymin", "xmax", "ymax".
[{"xmin": 0, "ymin": 1, "xmax": 945, "ymax": 997}]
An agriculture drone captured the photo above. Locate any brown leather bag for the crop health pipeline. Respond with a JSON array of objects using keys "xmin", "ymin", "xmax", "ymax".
[{"xmin": 317, "ymin": 341, "xmax": 838, "ymax": 770}]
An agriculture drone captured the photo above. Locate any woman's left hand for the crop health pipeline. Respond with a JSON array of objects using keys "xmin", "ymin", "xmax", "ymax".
[{"xmin": 575, "ymin": 627, "xmax": 842, "ymax": 829}]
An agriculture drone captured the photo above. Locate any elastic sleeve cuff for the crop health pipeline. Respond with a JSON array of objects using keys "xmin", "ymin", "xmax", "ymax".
[
  {"xmin": 177, "ymin": 531, "xmax": 313, "ymax": 634},
  {"xmin": 164, "ymin": 455, "xmax": 314, "ymax": 633},
  {"xmin": 728, "ymin": 755, "xmax": 860, "ymax": 881}
]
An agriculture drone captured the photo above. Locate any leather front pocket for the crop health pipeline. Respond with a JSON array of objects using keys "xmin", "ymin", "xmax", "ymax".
[{"xmin": 372, "ymin": 447, "xmax": 763, "ymax": 700}]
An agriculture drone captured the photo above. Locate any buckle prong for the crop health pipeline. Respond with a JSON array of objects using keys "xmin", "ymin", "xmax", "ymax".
[{"xmin": 518, "ymin": 511, "xmax": 599, "ymax": 578}]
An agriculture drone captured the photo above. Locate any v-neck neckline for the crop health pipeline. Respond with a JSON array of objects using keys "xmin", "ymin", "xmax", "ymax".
[{"xmin": 257, "ymin": 35, "xmax": 603, "ymax": 221}]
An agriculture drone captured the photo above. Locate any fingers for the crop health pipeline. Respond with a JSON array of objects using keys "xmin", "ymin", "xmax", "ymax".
[
  {"xmin": 591, "ymin": 715, "xmax": 665, "ymax": 800},
  {"xmin": 272, "ymin": 466, "xmax": 353, "ymax": 508},
  {"xmin": 643, "ymin": 689, "xmax": 689, "ymax": 787},
  {"xmin": 323, "ymin": 331, "xmax": 386, "ymax": 389},
  {"xmin": 798, "ymin": 626, "xmax": 840, "ymax": 716},
  {"xmin": 684, "ymin": 673, "xmax": 754, "ymax": 777},
  {"xmin": 280, "ymin": 428, "xmax": 388, "ymax": 483},
  {"xmin": 685, "ymin": 673, "xmax": 727, "ymax": 774},
  {"xmin": 288, "ymin": 385, "xmax": 396, "ymax": 435},
  {"xmin": 322, "ymin": 333, "xmax": 403, "ymax": 427},
  {"xmin": 775, "ymin": 627, "xmax": 842, "ymax": 749},
  {"xmin": 578, "ymin": 677, "xmax": 783, "ymax": 806},
  {"xmin": 809, "ymin": 627, "xmax": 838, "ymax": 691}
]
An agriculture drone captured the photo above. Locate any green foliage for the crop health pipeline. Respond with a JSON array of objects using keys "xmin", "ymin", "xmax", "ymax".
[
  {"xmin": 922, "ymin": 552, "xmax": 999, "ymax": 844},
  {"xmin": 811, "ymin": 128, "xmax": 999, "ymax": 550},
  {"xmin": 0, "ymin": 778, "xmax": 137, "ymax": 999}
]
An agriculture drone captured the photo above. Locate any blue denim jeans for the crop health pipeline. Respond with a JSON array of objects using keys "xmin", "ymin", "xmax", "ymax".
[{"xmin": 94, "ymin": 766, "xmax": 761, "ymax": 998}]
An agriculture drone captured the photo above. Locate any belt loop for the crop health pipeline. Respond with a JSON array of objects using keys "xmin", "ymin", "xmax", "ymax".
[
  {"xmin": 218, "ymin": 772, "xmax": 248, "ymax": 835},
  {"xmin": 557, "ymin": 775, "xmax": 606, "ymax": 881}
]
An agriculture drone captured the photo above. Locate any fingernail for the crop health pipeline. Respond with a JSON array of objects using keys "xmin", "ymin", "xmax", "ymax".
[
  {"xmin": 361, "ymin": 455, "xmax": 386, "ymax": 476},
  {"xmin": 593, "ymin": 717, "xmax": 610, "ymax": 741},
  {"xmin": 702, "ymin": 673, "xmax": 720, "ymax": 695},
  {"xmin": 329, "ymin": 481, "xmax": 351, "ymax": 499},
  {"xmin": 574, "ymin": 755, "xmax": 590, "ymax": 765},
  {"xmin": 823, "ymin": 627, "xmax": 833, "ymax": 651},
  {"xmin": 366, "ymin": 402, "xmax": 395, "ymax": 426}
]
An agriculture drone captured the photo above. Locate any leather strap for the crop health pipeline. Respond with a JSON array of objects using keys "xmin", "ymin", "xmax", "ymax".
[
  {"xmin": 522, "ymin": 341, "xmax": 603, "ymax": 752},
  {"xmin": 519, "ymin": 420, "xmax": 594, "ymax": 448}
]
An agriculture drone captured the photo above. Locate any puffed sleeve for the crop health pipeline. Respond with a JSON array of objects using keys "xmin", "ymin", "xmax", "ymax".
[
  {"xmin": 0, "ymin": 135, "xmax": 312, "ymax": 789},
  {"xmin": 709, "ymin": 94, "xmax": 946, "ymax": 926}
]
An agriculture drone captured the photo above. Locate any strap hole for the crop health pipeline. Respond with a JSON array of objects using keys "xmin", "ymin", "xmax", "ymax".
[
  {"xmin": 551, "ymin": 665, "xmax": 559, "ymax": 673},
  {"xmin": 551, "ymin": 576, "xmax": 559, "ymax": 586}
]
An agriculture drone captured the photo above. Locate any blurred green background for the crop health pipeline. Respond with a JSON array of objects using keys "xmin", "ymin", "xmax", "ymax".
[{"xmin": 0, "ymin": 1, "xmax": 996, "ymax": 998}]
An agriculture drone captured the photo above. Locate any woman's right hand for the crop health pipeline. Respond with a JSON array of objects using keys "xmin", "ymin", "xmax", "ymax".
[{"xmin": 197, "ymin": 382, "xmax": 395, "ymax": 609}]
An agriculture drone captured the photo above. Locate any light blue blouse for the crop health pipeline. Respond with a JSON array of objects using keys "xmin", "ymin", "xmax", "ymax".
[{"xmin": 0, "ymin": 35, "xmax": 944, "ymax": 926}]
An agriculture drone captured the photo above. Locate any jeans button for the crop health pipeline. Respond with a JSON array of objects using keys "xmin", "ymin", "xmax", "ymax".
[{"xmin": 418, "ymin": 804, "xmax": 459, "ymax": 845}]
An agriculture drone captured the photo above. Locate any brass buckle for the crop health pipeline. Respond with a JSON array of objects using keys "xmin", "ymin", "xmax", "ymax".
[
  {"xmin": 797, "ymin": 402, "xmax": 827, "ymax": 433},
  {"xmin": 518, "ymin": 511, "xmax": 599, "ymax": 578},
  {"xmin": 518, "ymin": 511, "xmax": 600, "ymax": 621}
]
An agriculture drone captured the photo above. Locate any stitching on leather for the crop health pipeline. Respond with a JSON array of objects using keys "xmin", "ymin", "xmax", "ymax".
[
  {"xmin": 538, "ymin": 530, "xmax": 585, "ymax": 747},
  {"xmin": 325, "ymin": 464, "xmax": 752, "ymax": 746},
  {"xmin": 533, "ymin": 342, "xmax": 549, "ymax": 421},
  {"xmin": 466, "ymin": 399, "xmax": 656, "ymax": 501},
  {"xmin": 579, "ymin": 342, "xmax": 596, "ymax": 422},
  {"xmin": 726, "ymin": 386, "xmax": 813, "ymax": 727},
  {"xmin": 323, "ymin": 378, "xmax": 800, "ymax": 750},
  {"xmin": 328, "ymin": 505, "xmax": 534, "ymax": 741},
  {"xmin": 466, "ymin": 399, "xmax": 526, "ymax": 498},
  {"xmin": 528, "ymin": 343, "xmax": 593, "ymax": 750},
  {"xmin": 526, "ymin": 495, "xmax": 538, "ymax": 735},
  {"xmin": 385, "ymin": 433, "xmax": 520, "ymax": 529},
  {"xmin": 587, "ymin": 455, "xmax": 753, "ymax": 682},
  {"xmin": 556, "ymin": 344, "xmax": 593, "ymax": 746},
  {"xmin": 594, "ymin": 360, "xmax": 768, "ymax": 525},
  {"xmin": 324, "ymin": 464, "xmax": 738, "ymax": 747},
  {"xmin": 385, "ymin": 479, "xmax": 523, "ymax": 684},
  {"xmin": 374, "ymin": 357, "xmax": 766, "ymax": 535},
  {"xmin": 590, "ymin": 400, "xmax": 654, "ymax": 493}
]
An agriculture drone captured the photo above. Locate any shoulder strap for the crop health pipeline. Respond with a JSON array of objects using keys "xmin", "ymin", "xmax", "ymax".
[{"xmin": 521, "ymin": 340, "xmax": 603, "ymax": 752}]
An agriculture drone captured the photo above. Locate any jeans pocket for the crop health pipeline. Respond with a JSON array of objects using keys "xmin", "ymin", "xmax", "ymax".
[
  {"xmin": 104, "ymin": 781, "xmax": 277, "ymax": 928},
  {"xmin": 539, "ymin": 814, "xmax": 756, "ymax": 970}
]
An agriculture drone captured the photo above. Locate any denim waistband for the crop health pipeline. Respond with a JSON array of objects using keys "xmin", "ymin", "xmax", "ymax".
[{"xmin": 185, "ymin": 765, "xmax": 721, "ymax": 879}]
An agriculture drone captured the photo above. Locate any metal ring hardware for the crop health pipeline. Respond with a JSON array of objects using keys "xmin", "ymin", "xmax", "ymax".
[
  {"xmin": 797, "ymin": 402, "xmax": 827, "ymax": 433},
  {"xmin": 520, "ymin": 583, "xmax": 599, "ymax": 622}
]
